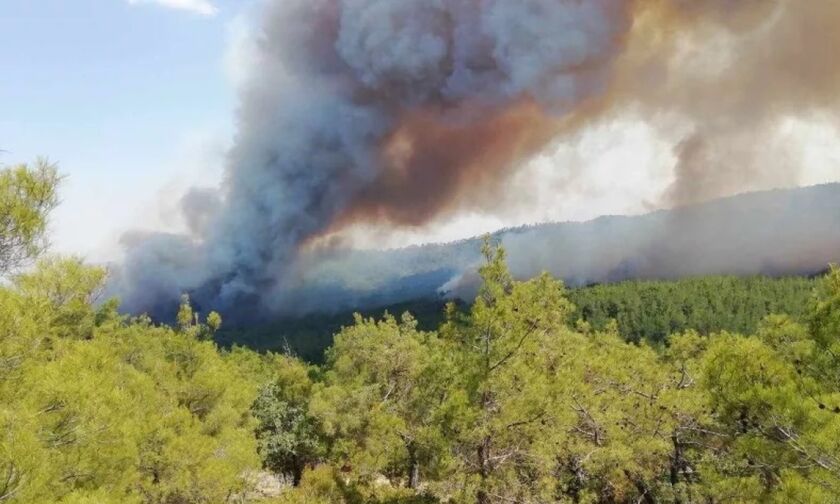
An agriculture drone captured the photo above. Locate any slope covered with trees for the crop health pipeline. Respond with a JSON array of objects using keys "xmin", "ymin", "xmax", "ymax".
[
  {"xmin": 567, "ymin": 275, "xmax": 817, "ymax": 344},
  {"xmin": 2, "ymin": 161, "xmax": 840, "ymax": 503},
  {"xmin": 220, "ymin": 275, "xmax": 817, "ymax": 361},
  {"xmin": 255, "ymin": 183, "xmax": 840, "ymax": 318},
  {"xmin": 254, "ymin": 245, "xmax": 840, "ymax": 503}
]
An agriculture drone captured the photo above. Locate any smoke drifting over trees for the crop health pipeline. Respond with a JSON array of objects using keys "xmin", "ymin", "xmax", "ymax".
[
  {"xmin": 273, "ymin": 184, "xmax": 840, "ymax": 316},
  {"xmin": 113, "ymin": 0, "xmax": 840, "ymax": 320}
]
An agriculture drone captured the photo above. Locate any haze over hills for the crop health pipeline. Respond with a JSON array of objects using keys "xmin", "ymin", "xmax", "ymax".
[{"xmin": 274, "ymin": 182, "xmax": 840, "ymax": 317}]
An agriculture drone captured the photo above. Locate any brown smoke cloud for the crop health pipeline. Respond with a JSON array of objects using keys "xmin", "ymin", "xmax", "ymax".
[
  {"xmin": 333, "ymin": 100, "xmax": 559, "ymax": 227},
  {"xmin": 114, "ymin": 0, "xmax": 840, "ymax": 321},
  {"xmin": 322, "ymin": 0, "xmax": 840, "ymax": 234}
]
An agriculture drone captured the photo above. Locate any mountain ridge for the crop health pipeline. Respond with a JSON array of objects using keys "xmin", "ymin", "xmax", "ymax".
[{"xmin": 285, "ymin": 183, "xmax": 840, "ymax": 314}]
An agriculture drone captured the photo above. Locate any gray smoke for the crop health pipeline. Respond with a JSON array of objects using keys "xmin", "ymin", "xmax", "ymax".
[
  {"xmin": 114, "ymin": 0, "xmax": 636, "ymax": 320},
  {"xmin": 286, "ymin": 183, "xmax": 840, "ymax": 313},
  {"xmin": 111, "ymin": 0, "xmax": 840, "ymax": 322}
]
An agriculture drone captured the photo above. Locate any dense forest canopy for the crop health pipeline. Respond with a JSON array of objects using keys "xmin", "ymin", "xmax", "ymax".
[
  {"xmin": 219, "ymin": 276, "xmax": 818, "ymax": 362},
  {"xmin": 2, "ymin": 161, "xmax": 840, "ymax": 503},
  {"xmin": 568, "ymin": 276, "xmax": 818, "ymax": 345}
]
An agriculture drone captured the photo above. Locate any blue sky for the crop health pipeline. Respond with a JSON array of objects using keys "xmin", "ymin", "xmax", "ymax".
[{"xmin": 0, "ymin": 0, "xmax": 243, "ymax": 259}]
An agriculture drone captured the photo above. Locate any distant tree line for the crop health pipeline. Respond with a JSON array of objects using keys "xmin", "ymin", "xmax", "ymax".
[{"xmin": 220, "ymin": 275, "xmax": 818, "ymax": 362}]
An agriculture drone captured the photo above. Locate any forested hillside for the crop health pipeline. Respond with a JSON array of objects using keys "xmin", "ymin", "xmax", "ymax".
[
  {"xmin": 568, "ymin": 276, "xmax": 818, "ymax": 344},
  {"xmin": 216, "ymin": 299, "xmax": 453, "ymax": 363},
  {"xmin": 3, "ymin": 161, "xmax": 840, "ymax": 503},
  {"xmin": 261, "ymin": 183, "xmax": 840, "ymax": 317},
  {"xmin": 220, "ymin": 276, "xmax": 817, "ymax": 361}
]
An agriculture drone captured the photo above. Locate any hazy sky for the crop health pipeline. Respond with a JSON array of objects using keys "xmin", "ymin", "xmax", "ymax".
[
  {"xmin": 0, "ymin": 0, "xmax": 243, "ymax": 260},
  {"xmin": 2, "ymin": 0, "xmax": 839, "ymax": 261}
]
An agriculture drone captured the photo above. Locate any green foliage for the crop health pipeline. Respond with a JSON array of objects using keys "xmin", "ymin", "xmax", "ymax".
[
  {"xmin": 0, "ymin": 159, "xmax": 61, "ymax": 273},
  {"xmin": 177, "ymin": 293, "xmax": 194, "ymax": 331},
  {"xmin": 221, "ymin": 275, "xmax": 815, "ymax": 363},
  {"xmin": 438, "ymin": 239, "xmax": 576, "ymax": 502},
  {"xmin": 810, "ymin": 264, "xmax": 840, "ymax": 348},
  {"xmin": 207, "ymin": 311, "xmax": 223, "ymax": 333},
  {"xmin": 14, "ymin": 256, "xmax": 109, "ymax": 340},
  {"xmin": 311, "ymin": 313, "xmax": 453, "ymax": 490},
  {"xmin": 569, "ymin": 275, "xmax": 817, "ymax": 344},
  {"xmin": 0, "ymin": 259, "xmax": 264, "ymax": 503},
  {"xmin": 2, "ymin": 220, "xmax": 838, "ymax": 503},
  {"xmin": 253, "ymin": 356, "xmax": 324, "ymax": 486},
  {"xmin": 254, "ymin": 244, "xmax": 840, "ymax": 503},
  {"xmin": 176, "ymin": 294, "xmax": 225, "ymax": 341},
  {"xmin": 216, "ymin": 299, "xmax": 453, "ymax": 363}
]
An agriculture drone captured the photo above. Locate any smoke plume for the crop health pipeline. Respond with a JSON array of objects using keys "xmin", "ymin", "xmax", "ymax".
[{"xmin": 113, "ymin": 0, "xmax": 840, "ymax": 321}]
